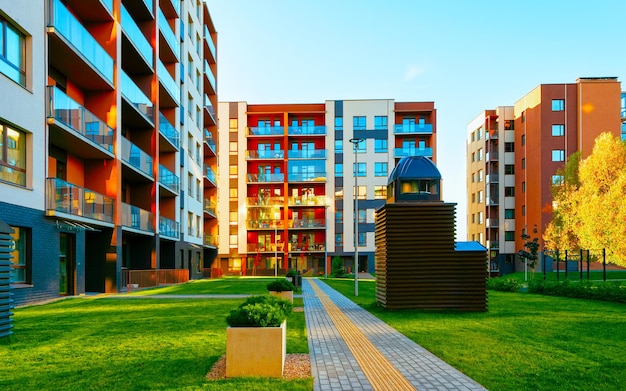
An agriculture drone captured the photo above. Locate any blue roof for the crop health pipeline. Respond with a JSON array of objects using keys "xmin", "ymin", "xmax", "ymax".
[
  {"xmin": 455, "ymin": 241, "xmax": 487, "ymax": 252},
  {"xmin": 388, "ymin": 156, "xmax": 441, "ymax": 185}
]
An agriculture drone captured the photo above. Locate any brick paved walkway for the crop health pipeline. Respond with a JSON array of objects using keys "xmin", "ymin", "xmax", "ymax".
[{"xmin": 303, "ymin": 278, "xmax": 487, "ymax": 391}]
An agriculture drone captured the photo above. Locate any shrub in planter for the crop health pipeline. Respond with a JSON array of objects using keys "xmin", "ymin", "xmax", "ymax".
[
  {"xmin": 226, "ymin": 295, "xmax": 293, "ymax": 327},
  {"xmin": 267, "ymin": 279, "xmax": 295, "ymax": 292}
]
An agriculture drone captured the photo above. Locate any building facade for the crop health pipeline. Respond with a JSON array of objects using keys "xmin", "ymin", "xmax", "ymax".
[
  {"xmin": 467, "ymin": 77, "xmax": 622, "ymax": 273},
  {"xmin": 0, "ymin": 0, "xmax": 217, "ymax": 306},
  {"xmin": 216, "ymin": 100, "xmax": 436, "ymax": 276}
]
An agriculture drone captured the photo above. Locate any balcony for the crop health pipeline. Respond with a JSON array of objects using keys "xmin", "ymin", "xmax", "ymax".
[
  {"xmin": 204, "ymin": 199, "xmax": 217, "ymax": 217},
  {"xmin": 247, "ymin": 196, "xmax": 285, "ymax": 206},
  {"xmin": 203, "ymin": 60, "xmax": 216, "ymax": 94},
  {"xmin": 45, "ymin": 178, "xmax": 114, "ymax": 225},
  {"xmin": 157, "ymin": 60, "xmax": 180, "ymax": 107},
  {"xmin": 46, "ymin": 86, "xmax": 114, "ymax": 159},
  {"xmin": 121, "ymin": 137, "xmax": 153, "ymax": 180},
  {"xmin": 120, "ymin": 4, "xmax": 153, "ymax": 69},
  {"xmin": 204, "ymin": 129, "xmax": 217, "ymax": 157},
  {"xmin": 121, "ymin": 202, "xmax": 154, "ymax": 233},
  {"xmin": 288, "ymin": 149, "xmax": 327, "ymax": 159},
  {"xmin": 488, "ymin": 241, "xmax": 500, "ymax": 250},
  {"xmin": 288, "ymin": 195, "xmax": 326, "ymax": 206},
  {"xmin": 204, "ymin": 166, "xmax": 217, "ymax": 186},
  {"xmin": 204, "ymin": 94, "xmax": 216, "ymax": 125},
  {"xmin": 247, "ymin": 173, "xmax": 284, "ymax": 183},
  {"xmin": 394, "ymin": 123, "xmax": 433, "ymax": 134},
  {"xmin": 486, "ymin": 173, "xmax": 499, "ymax": 183},
  {"xmin": 287, "ymin": 125, "xmax": 326, "ymax": 135},
  {"xmin": 288, "ymin": 219, "xmax": 326, "ymax": 229},
  {"xmin": 159, "ymin": 216, "xmax": 179, "ymax": 239},
  {"xmin": 487, "ymin": 197, "xmax": 499, "ymax": 206},
  {"xmin": 288, "ymin": 172, "xmax": 326, "ymax": 182},
  {"xmin": 204, "ymin": 234, "xmax": 217, "ymax": 247},
  {"xmin": 158, "ymin": 8, "xmax": 179, "ymax": 62},
  {"xmin": 121, "ymin": 70, "xmax": 154, "ymax": 124},
  {"xmin": 288, "ymin": 242, "xmax": 326, "ymax": 252},
  {"xmin": 247, "ymin": 219, "xmax": 284, "ymax": 230},
  {"xmin": 247, "ymin": 243, "xmax": 285, "ymax": 253},
  {"xmin": 158, "ymin": 112, "xmax": 179, "ymax": 151},
  {"xmin": 486, "ymin": 218, "xmax": 499, "ymax": 228},
  {"xmin": 394, "ymin": 147, "xmax": 433, "ymax": 158},
  {"xmin": 248, "ymin": 126, "xmax": 284, "ymax": 136},
  {"xmin": 203, "ymin": 25, "xmax": 217, "ymax": 63},
  {"xmin": 159, "ymin": 165, "xmax": 179, "ymax": 196},
  {"xmin": 161, "ymin": 0, "xmax": 180, "ymax": 18},
  {"xmin": 246, "ymin": 150, "xmax": 285, "ymax": 160},
  {"xmin": 47, "ymin": 0, "xmax": 114, "ymax": 90}
]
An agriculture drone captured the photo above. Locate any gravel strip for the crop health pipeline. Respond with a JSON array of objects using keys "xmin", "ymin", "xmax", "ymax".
[{"xmin": 206, "ymin": 353, "xmax": 311, "ymax": 380}]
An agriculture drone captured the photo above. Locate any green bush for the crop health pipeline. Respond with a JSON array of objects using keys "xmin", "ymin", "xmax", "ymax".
[
  {"xmin": 226, "ymin": 295, "xmax": 294, "ymax": 327},
  {"xmin": 331, "ymin": 256, "xmax": 346, "ymax": 278},
  {"xmin": 487, "ymin": 277, "xmax": 521, "ymax": 292},
  {"xmin": 528, "ymin": 279, "xmax": 626, "ymax": 303},
  {"xmin": 286, "ymin": 269, "xmax": 297, "ymax": 277},
  {"xmin": 266, "ymin": 279, "xmax": 295, "ymax": 292}
]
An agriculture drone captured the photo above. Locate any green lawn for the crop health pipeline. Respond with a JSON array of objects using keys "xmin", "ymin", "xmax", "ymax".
[
  {"xmin": 324, "ymin": 278, "xmax": 626, "ymax": 391},
  {"xmin": 1, "ymin": 296, "xmax": 311, "ymax": 390},
  {"xmin": 129, "ymin": 277, "xmax": 295, "ymax": 295}
]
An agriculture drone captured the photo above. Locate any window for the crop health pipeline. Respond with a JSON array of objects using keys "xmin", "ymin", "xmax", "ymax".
[
  {"xmin": 229, "ymin": 211, "xmax": 237, "ymax": 223},
  {"xmin": 357, "ymin": 185, "xmax": 366, "ymax": 200},
  {"xmin": 552, "ymin": 99, "xmax": 565, "ymax": 111},
  {"xmin": 229, "ymin": 164, "xmax": 238, "ymax": 178},
  {"xmin": 358, "ymin": 232, "xmax": 366, "ymax": 247},
  {"xmin": 187, "ymin": 212, "xmax": 194, "ymax": 235},
  {"xmin": 471, "ymin": 193, "xmax": 475, "ymax": 203},
  {"xmin": 504, "ymin": 231, "xmax": 515, "ymax": 241},
  {"xmin": 353, "ymin": 162, "xmax": 366, "ymax": 177},
  {"xmin": 353, "ymin": 116, "xmax": 366, "ymax": 130},
  {"xmin": 374, "ymin": 116, "xmax": 387, "ymax": 130},
  {"xmin": 9, "ymin": 226, "xmax": 28, "ymax": 283},
  {"xmin": 504, "ymin": 142, "xmax": 514, "ymax": 152},
  {"xmin": 477, "ymin": 190, "xmax": 483, "ymax": 203},
  {"xmin": 229, "ymin": 188, "xmax": 237, "ymax": 199},
  {"xmin": 521, "ymin": 158, "xmax": 525, "ymax": 169},
  {"xmin": 505, "ymin": 165, "xmax": 514, "ymax": 175},
  {"xmin": 470, "ymin": 132, "xmax": 475, "ymax": 142},
  {"xmin": 229, "ymin": 141, "xmax": 237, "ymax": 153},
  {"xmin": 522, "ymin": 181, "xmax": 526, "ymax": 193},
  {"xmin": 552, "ymin": 150, "xmax": 565, "ymax": 162},
  {"xmin": 477, "ymin": 148, "xmax": 483, "ymax": 161},
  {"xmin": 336, "ymin": 210, "xmax": 343, "ymax": 223},
  {"xmin": 522, "ymin": 205, "xmax": 526, "ymax": 216},
  {"xmin": 187, "ymin": 94, "xmax": 193, "ymax": 116},
  {"xmin": 471, "ymin": 214, "xmax": 475, "ymax": 223},
  {"xmin": 335, "ymin": 117, "xmax": 343, "ymax": 130},
  {"xmin": 335, "ymin": 233, "xmax": 343, "ymax": 247},
  {"xmin": 552, "ymin": 124, "xmax": 565, "ymax": 136},
  {"xmin": 0, "ymin": 122, "xmax": 26, "ymax": 186},
  {"xmin": 374, "ymin": 162, "xmax": 387, "ymax": 177},
  {"xmin": 358, "ymin": 209, "xmax": 366, "ymax": 223},
  {"xmin": 374, "ymin": 139, "xmax": 387, "ymax": 152},
  {"xmin": 471, "ymin": 173, "xmax": 475, "ymax": 183},
  {"xmin": 187, "ymin": 173, "xmax": 193, "ymax": 196},
  {"xmin": 335, "ymin": 187, "xmax": 343, "ymax": 199},
  {"xmin": 335, "ymin": 163, "xmax": 343, "ymax": 177},
  {"xmin": 471, "ymin": 152, "xmax": 475, "ymax": 162},
  {"xmin": 477, "ymin": 170, "xmax": 483, "ymax": 182},
  {"xmin": 552, "ymin": 175, "xmax": 564, "ymax": 185},
  {"xmin": 505, "ymin": 209, "xmax": 515, "ymax": 219},
  {"xmin": 196, "ymin": 179, "xmax": 201, "ymax": 201},
  {"xmin": 505, "ymin": 186, "xmax": 515, "ymax": 197},
  {"xmin": 477, "ymin": 127, "xmax": 483, "ymax": 140},
  {"xmin": 478, "ymin": 212, "xmax": 483, "ymax": 224},
  {"xmin": 195, "ymin": 142, "xmax": 201, "ymax": 164},
  {"xmin": 196, "ymin": 215, "xmax": 201, "ymax": 237},
  {"xmin": 521, "ymin": 134, "xmax": 526, "ymax": 146},
  {"xmin": 229, "ymin": 119, "xmax": 238, "ymax": 131},
  {"xmin": 229, "ymin": 234, "xmax": 237, "ymax": 246},
  {"xmin": 504, "ymin": 120, "xmax": 514, "ymax": 130},
  {"xmin": 374, "ymin": 185, "xmax": 386, "ymax": 199},
  {"xmin": 0, "ymin": 17, "xmax": 26, "ymax": 86},
  {"xmin": 352, "ymin": 140, "xmax": 366, "ymax": 153},
  {"xmin": 335, "ymin": 140, "xmax": 343, "ymax": 153}
]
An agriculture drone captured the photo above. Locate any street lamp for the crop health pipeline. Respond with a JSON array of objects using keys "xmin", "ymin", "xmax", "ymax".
[{"xmin": 349, "ymin": 137, "xmax": 364, "ymax": 296}]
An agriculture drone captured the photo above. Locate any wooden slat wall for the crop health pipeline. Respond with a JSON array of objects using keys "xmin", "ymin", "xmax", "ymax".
[
  {"xmin": 375, "ymin": 203, "xmax": 487, "ymax": 311},
  {"xmin": 0, "ymin": 222, "xmax": 14, "ymax": 338}
]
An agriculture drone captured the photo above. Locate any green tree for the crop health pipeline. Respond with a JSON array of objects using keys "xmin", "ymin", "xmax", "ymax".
[{"xmin": 331, "ymin": 256, "xmax": 345, "ymax": 278}]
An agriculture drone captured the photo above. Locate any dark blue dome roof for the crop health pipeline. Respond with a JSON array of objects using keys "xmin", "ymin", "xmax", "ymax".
[{"xmin": 388, "ymin": 157, "xmax": 441, "ymax": 186}]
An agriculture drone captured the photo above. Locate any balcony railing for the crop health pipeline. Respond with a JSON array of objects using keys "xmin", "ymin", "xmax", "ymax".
[
  {"xmin": 393, "ymin": 123, "xmax": 433, "ymax": 134},
  {"xmin": 288, "ymin": 242, "xmax": 326, "ymax": 252},
  {"xmin": 159, "ymin": 216, "xmax": 180, "ymax": 239},
  {"xmin": 246, "ymin": 150, "xmax": 285, "ymax": 159},
  {"xmin": 121, "ymin": 202, "xmax": 154, "ymax": 232},
  {"xmin": 121, "ymin": 70, "xmax": 153, "ymax": 121},
  {"xmin": 169, "ymin": 0, "xmax": 180, "ymax": 16},
  {"xmin": 157, "ymin": 60, "xmax": 179, "ymax": 104},
  {"xmin": 204, "ymin": 199, "xmax": 216, "ymax": 215},
  {"xmin": 247, "ymin": 173, "xmax": 284, "ymax": 183},
  {"xmin": 486, "ymin": 151, "xmax": 499, "ymax": 161},
  {"xmin": 486, "ymin": 173, "xmax": 499, "ymax": 183},
  {"xmin": 288, "ymin": 219, "xmax": 326, "ymax": 228},
  {"xmin": 287, "ymin": 125, "xmax": 326, "ymax": 135},
  {"xmin": 246, "ymin": 196, "xmax": 285, "ymax": 206},
  {"xmin": 46, "ymin": 178, "xmax": 114, "ymax": 223},
  {"xmin": 50, "ymin": 0, "xmax": 114, "ymax": 83},
  {"xmin": 121, "ymin": 4, "xmax": 153, "ymax": 67},
  {"xmin": 288, "ymin": 150, "xmax": 327, "ymax": 159},
  {"xmin": 204, "ymin": 166, "xmax": 216, "ymax": 183},
  {"xmin": 287, "ymin": 172, "xmax": 326, "ymax": 182},
  {"xmin": 247, "ymin": 243, "xmax": 286, "ymax": 253},
  {"xmin": 47, "ymin": 86, "xmax": 114, "ymax": 153},
  {"xmin": 158, "ymin": 8, "xmax": 179, "ymax": 56},
  {"xmin": 121, "ymin": 137, "xmax": 153, "ymax": 177},
  {"xmin": 204, "ymin": 129, "xmax": 216, "ymax": 153},
  {"xmin": 140, "ymin": 0, "xmax": 153, "ymax": 14},
  {"xmin": 203, "ymin": 59, "xmax": 216, "ymax": 92},
  {"xmin": 288, "ymin": 195, "xmax": 326, "ymax": 206},
  {"xmin": 204, "ymin": 234, "xmax": 217, "ymax": 246},
  {"xmin": 248, "ymin": 126, "xmax": 284, "ymax": 136},
  {"xmin": 394, "ymin": 147, "xmax": 433, "ymax": 158},
  {"xmin": 486, "ymin": 218, "xmax": 499, "ymax": 228},
  {"xmin": 203, "ymin": 25, "xmax": 216, "ymax": 60},
  {"xmin": 247, "ymin": 220, "xmax": 284, "ymax": 230},
  {"xmin": 102, "ymin": 0, "xmax": 113, "ymax": 14},
  {"xmin": 158, "ymin": 112, "xmax": 179, "ymax": 150},
  {"xmin": 159, "ymin": 165, "xmax": 179, "ymax": 193}
]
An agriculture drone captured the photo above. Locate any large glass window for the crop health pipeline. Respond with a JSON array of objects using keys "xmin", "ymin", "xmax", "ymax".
[
  {"xmin": 552, "ymin": 99, "xmax": 565, "ymax": 111},
  {"xmin": 9, "ymin": 226, "xmax": 28, "ymax": 284},
  {"xmin": 504, "ymin": 231, "xmax": 516, "ymax": 241},
  {"xmin": 334, "ymin": 139, "xmax": 343, "ymax": 153},
  {"xmin": 504, "ymin": 209, "xmax": 515, "ymax": 219},
  {"xmin": 0, "ymin": 122, "xmax": 27, "ymax": 186},
  {"xmin": 335, "ymin": 187, "xmax": 343, "ymax": 199},
  {"xmin": 374, "ymin": 116, "xmax": 387, "ymax": 130},
  {"xmin": 358, "ymin": 232, "xmax": 366, "ymax": 247},
  {"xmin": 335, "ymin": 233, "xmax": 343, "ymax": 247},
  {"xmin": 334, "ymin": 117, "xmax": 343, "ymax": 130},
  {"xmin": 374, "ymin": 162, "xmax": 387, "ymax": 177},
  {"xmin": 374, "ymin": 185, "xmax": 386, "ymax": 199},
  {"xmin": 357, "ymin": 185, "xmax": 366, "ymax": 200},
  {"xmin": 353, "ymin": 162, "xmax": 366, "ymax": 177},
  {"xmin": 335, "ymin": 210, "xmax": 343, "ymax": 223},
  {"xmin": 353, "ymin": 116, "xmax": 366, "ymax": 130},
  {"xmin": 552, "ymin": 150, "xmax": 565, "ymax": 162},
  {"xmin": 0, "ymin": 16, "xmax": 26, "ymax": 86},
  {"xmin": 552, "ymin": 124, "xmax": 565, "ymax": 136},
  {"xmin": 357, "ymin": 209, "xmax": 366, "ymax": 223},
  {"xmin": 334, "ymin": 163, "xmax": 343, "ymax": 177},
  {"xmin": 374, "ymin": 138, "xmax": 387, "ymax": 152}
]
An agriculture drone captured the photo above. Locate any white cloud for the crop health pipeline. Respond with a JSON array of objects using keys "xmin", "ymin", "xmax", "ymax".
[{"xmin": 404, "ymin": 65, "xmax": 425, "ymax": 82}]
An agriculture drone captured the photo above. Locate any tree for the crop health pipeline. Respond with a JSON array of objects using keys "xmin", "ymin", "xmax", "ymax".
[
  {"xmin": 331, "ymin": 256, "xmax": 346, "ymax": 278},
  {"xmin": 519, "ymin": 229, "xmax": 539, "ymax": 280}
]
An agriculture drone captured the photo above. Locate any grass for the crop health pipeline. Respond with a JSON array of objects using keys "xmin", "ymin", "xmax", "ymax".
[
  {"xmin": 129, "ymin": 277, "xmax": 295, "ymax": 296},
  {"xmin": 1, "ymin": 294, "xmax": 311, "ymax": 390},
  {"xmin": 323, "ymin": 278, "xmax": 626, "ymax": 391},
  {"xmin": 503, "ymin": 270, "xmax": 626, "ymax": 283}
]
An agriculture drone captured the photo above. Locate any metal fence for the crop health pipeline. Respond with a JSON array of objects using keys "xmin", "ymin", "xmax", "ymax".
[{"xmin": 121, "ymin": 269, "xmax": 189, "ymax": 290}]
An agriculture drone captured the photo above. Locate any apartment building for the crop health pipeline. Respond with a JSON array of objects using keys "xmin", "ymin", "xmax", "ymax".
[
  {"xmin": 0, "ymin": 0, "xmax": 217, "ymax": 306},
  {"xmin": 467, "ymin": 77, "xmax": 622, "ymax": 273},
  {"xmin": 216, "ymin": 100, "xmax": 436, "ymax": 276}
]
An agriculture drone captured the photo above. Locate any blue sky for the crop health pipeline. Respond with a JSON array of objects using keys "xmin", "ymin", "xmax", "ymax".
[{"xmin": 205, "ymin": 0, "xmax": 626, "ymax": 239}]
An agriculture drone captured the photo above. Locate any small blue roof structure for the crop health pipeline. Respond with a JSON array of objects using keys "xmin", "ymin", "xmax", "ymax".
[
  {"xmin": 387, "ymin": 156, "xmax": 442, "ymax": 202},
  {"xmin": 455, "ymin": 241, "xmax": 487, "ymax": 252}
]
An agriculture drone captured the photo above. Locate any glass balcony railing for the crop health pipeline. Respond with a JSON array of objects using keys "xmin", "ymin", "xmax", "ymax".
[
  {"xmin": 203, "ymin": 60, "xmax": 216, "ymax": 92},
  {"xmin": 159, "ymin": 165, "xmax": 179, "ymax": 193},
  {"xmin": 394, "ymin": 147, "xmax": 433, "ymax": 158},
  {"xmin": 204, "ymin": 94, "xmax": 216, "ymax": 121},
  {"xmin": 246, "ymin": 196, "xmax": 285, "ymax": 206},
  {"xmin": 121, "ymin": 137, "xmax": 153, "ymax": 178},
  {"xmin": 46, "ymin": 178, "xmax": 114, "ymax": 223},
  {"xmin": 121, "ymin": 4, "xmax": 153, "ymax": 67},
  {"xmin": 288, "ymin": 219, "xmax": 326, "ymax": 229},
  {"xmin": 288, "ymin": 242, "xmax": 325, "ymax": 252},
  {"xmin": 204, "ymin": 199, "xmax": 216, "ymax": 215},
  {"xmin": 101, "ymin": 0, "xmax": 113, "ymax": 14},
  {"xmin": 157, "ymin": 60, "xmax": 179, "ymax": 104},
  {"xmin": 158, "ymin": 112, "xmax": 179, "ymax": 149},
  {"xmin": 288, "ymin": 150, "xmax": 327, "ymax": 159},
  {"xmin": 203, "ymin": 25, "xmax": 217, "ymax": 60},
  {"xmin": 287, "ymin": 172, "xmax": 326, "ymax": 182},
  {"xmin": 248, "ymin": 126, "xmax": 284, "ymax": 136},
  {"xmin": 288, "ymin": 195, "xmax": 326, "ymax": 206},
  {"xmin": 158, "ymin": 8, "xmax": 179, "ymax": 56},
  {"xmin": 287, "ymin": 125, "xmax": 326, "ymax": 135},
  {"xmin": 247, "ymin": 173, "xmax": 284, "ymax": 183},
  {"xmin": 159, "ymin": 216, "xmax": 179, "ymax": 239},
  {"xmin": 204, "ymin": 129, "xmax": 216, "ymax": 152},
  {"xmin": 121, "ymin": 202, "xmax": 154, "ymax": 232},
  {"xmin": 141, "ymin": 0, "xmax": 153, "ymax": 14},
  {"xmin": 204, "ymin": 234, "xmax": 217, "ymax": 246},
  {"xmin": 204, "ymin": 166, "xmax": 216, "ymax": 183},
  {"xmin": 246, "ymin": 150, "xmax": 285, "ymax": 159},
  {"xmin": 47, "ymin": 86, "xmax": 114, "ymax": 153},
  {"xmin": 394, "ymin": 123, "xmax": 433, "ymax": 134},
  {"xmin": 50, "ymin": 0, "xmax": 114, "ymax": 84},
  {"xmin": 169, "ymin": 0, "xmax": 180, "ymax": 15},
  {"xmin": 121, "ymin": 70, "xmax": 153, "ymax": 121}
]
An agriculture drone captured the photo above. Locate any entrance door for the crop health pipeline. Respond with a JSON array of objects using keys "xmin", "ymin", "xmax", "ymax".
[{"xmin": 59, "ymin": 232, "xmax": 76, "ymax": 296}]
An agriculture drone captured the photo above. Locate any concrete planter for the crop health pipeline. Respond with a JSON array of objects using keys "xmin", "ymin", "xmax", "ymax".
[
  {"xmin": 226, "ymin": 320, "xmax": 286, "ymax": 378},
  {"xmin": 269, "ymin": 290, "xmax": 293, "ymax": 303}
]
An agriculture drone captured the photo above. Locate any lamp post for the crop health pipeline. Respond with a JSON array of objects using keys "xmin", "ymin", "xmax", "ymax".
[{"xmin": 349, "ymin": 138, "xmax": 364, "ymax": 296}]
